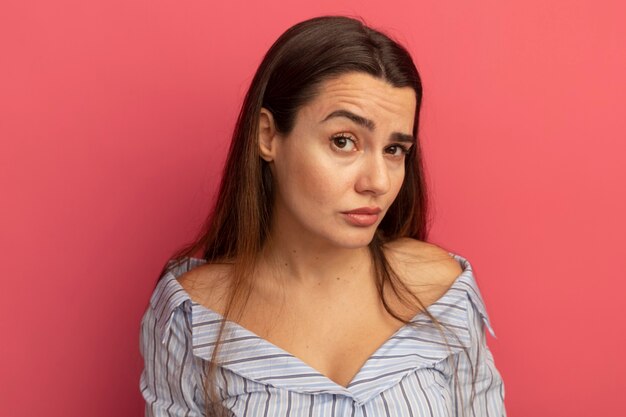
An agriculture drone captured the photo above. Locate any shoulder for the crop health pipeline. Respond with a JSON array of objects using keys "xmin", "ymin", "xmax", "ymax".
[
  {"xmin": 382, "ymin": 237, "xmax": 462, "ymax": 279},
  {"xmin": 382, "ymin": 238, "xmax": 464, "ymax": 305},
  {"xmin": 175, "ymin": 261, "xmax": 232, "ymax": 312}
]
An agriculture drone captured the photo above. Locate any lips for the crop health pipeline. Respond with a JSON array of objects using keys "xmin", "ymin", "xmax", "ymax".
[
  {"xmin": 341, "ymin": 207, "xmax": 381, "ymax": 215},
  {"xmin": 341, "ymin": 207, "xmax": 381, "ymax": 227}
]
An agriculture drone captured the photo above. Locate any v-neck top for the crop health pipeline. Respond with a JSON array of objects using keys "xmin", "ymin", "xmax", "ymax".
[{"xmin": 139, "ymin": 252, "xmax": 507, "ymax": 416}]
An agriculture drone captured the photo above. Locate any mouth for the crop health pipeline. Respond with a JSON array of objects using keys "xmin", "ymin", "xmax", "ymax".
[{"xmin": 340, "ymin": 207, "xmax": 381, "ymax": 227}]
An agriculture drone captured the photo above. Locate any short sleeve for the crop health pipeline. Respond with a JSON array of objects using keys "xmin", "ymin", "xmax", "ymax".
[
  {"xmin": 139, "ymin": 302, "xmax": 205, "ymax": 417},
  {"xmin": 451, "ymin": 295, "xmax": 507, "ymax": 416}
]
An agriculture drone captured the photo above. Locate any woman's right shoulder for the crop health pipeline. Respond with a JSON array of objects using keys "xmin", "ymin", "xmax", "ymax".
[{"xmin": 174, "ymin": 261, "xmax": 232, "ymax": 311}]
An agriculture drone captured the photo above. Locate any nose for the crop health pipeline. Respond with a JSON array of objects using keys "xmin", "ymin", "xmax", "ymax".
[{"xmin": 355, "ymin": 152, "xmax": 391, "ymax": 195}]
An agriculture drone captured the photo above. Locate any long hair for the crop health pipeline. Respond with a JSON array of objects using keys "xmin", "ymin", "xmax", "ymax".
[{"xmin": 158, "ymin": 15, "xmax": 476, "ymax": 416}]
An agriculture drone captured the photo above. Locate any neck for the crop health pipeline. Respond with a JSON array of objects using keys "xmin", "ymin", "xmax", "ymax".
[{"xmin": 257, "ymin": 229, "xmax": 374, "ymax": 293}]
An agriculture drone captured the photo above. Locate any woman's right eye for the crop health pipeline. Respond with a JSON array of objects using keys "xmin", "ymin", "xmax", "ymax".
[{"xmin": 330, "ymin": 133, "xmax": 357, "ymax": 153}]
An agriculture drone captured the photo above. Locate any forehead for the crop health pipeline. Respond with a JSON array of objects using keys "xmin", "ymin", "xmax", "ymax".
[{"xmin": 298, "ymin": 72, "xmax": 416, "ymax": 130}]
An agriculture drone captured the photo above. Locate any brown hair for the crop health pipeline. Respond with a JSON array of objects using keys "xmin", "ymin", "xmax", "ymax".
[{"xmin": 159, "ymin": 15, "xmax": 476, "ymax": 416}]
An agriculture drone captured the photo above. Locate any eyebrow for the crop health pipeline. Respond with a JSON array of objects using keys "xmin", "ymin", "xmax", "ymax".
[{"xmin": 321, "ymin": 109, "xmax": 415, "ymax": 144}]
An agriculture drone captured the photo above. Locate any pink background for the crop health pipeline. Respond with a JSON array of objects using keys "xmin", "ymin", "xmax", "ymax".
[{"xmin": 1, "ymin": 0, "xmax": 625, "ymax": 416}]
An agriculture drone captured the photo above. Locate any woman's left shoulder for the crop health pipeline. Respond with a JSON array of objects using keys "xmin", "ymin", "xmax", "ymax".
[{"xmin": 383, "ymin": 238, "xmax": 463, "ymax": 301}]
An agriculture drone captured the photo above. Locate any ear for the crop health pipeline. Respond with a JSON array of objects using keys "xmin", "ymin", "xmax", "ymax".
[{"xmin": 258, "ymin": 107, "xmax": 279, "ymax": 162}]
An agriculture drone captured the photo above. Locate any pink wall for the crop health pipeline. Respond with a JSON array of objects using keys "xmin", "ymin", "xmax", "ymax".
[{"xmin": 2, "ymin": 0, "xmax": 625, "ymax": 416}]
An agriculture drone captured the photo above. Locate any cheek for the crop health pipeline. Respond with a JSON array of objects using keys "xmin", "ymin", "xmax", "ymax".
[
  {"xmin": 395, "ymin": 165, "xmax": 406, "ymax": 190},
  {"xmin": 279, "ymin": 145, "xmax": 351, "ymax": 207},
  {"xmin": 391, "ymin": 167, "xmax": 406, "ymax": 198}
]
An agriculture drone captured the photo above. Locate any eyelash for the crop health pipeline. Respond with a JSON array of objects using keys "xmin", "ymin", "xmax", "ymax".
[{"xmin": 329, "ymin": 133, "xmax": 411, "ymax": 157}]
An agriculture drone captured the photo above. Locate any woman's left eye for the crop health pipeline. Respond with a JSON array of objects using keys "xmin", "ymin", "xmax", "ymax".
[{"xmin": 385, "ymin": 144, "xmax": 411, "ymax": 157}]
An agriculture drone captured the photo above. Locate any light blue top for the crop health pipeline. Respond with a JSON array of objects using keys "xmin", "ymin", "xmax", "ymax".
[{"xmin": 139, "ymin": 252, "xmax": 506, "ymax": 416}]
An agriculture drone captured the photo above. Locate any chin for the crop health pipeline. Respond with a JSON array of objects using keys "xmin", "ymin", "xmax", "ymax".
[{"xmin": 329, "ymin": 230, "xmax": 377, "ymax": 249}]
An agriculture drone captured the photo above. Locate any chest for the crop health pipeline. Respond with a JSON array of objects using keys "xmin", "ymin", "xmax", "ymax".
[
  {"xmin": 187, "ymin": 254, "xmax": 455, "ymax": 389},
  {"xmin": 234, "ymin": 287, "xmax": 416, "ymax": 388}
]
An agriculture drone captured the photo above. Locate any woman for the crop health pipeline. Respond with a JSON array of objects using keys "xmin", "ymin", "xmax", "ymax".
[{"xmin": 139, "ymin": 15, "xmax": 506, "ymax": 417}]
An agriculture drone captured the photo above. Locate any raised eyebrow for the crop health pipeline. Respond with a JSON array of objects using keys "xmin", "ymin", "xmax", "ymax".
[
  {"xmin": 322, "ymin": 109, "xmax": 375, "ymax": 131},
  {"xmin": 321, "ymin": 109, "xmax": 415, "ymax": 144}
]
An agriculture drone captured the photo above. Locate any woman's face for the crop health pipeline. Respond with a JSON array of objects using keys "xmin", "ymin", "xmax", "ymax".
[{"xmin": 260, "ymin": 71, "xmax": 417, "ymax": 249}]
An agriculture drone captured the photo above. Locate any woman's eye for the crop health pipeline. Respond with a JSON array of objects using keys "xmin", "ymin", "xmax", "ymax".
[
  {"xmin": 330, "ymin": 134, "xmax": 357, "ymax": 152},
  {"xmin": 386, "ymin": 144, "xmax": 411, "ymax": 157}
]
